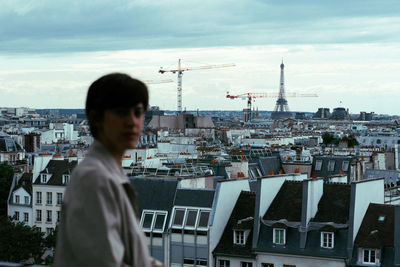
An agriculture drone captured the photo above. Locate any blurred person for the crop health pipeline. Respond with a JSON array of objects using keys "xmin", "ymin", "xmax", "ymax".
[{"xmin": 55, "ymin": 73, "xmax": 160, "ymax": 267}]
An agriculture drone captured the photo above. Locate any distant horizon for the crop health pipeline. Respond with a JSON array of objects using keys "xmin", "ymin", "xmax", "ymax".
[
  {"xmin": 3, "ymin": 107, "xmax": 398, "ymax": 117},
  {"xmin": 1, "ymin": 1, "xmax": 399, "ymax": 115}
]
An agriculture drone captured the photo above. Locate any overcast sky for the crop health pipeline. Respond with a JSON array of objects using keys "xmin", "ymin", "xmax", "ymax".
[{"xmin": 1, "ymin": 0, "xmax": 399, "ymax": 114}]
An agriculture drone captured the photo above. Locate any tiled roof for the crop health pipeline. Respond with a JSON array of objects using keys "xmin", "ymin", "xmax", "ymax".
[
  {"xmin": 354, "ymin": 203, "xmax": 394, "ymax": 248},
  {"xmin": 214, "ymin": 191, "xmax": 256, "ymax": 257},
  {"xmin": 33, "ymin": 159, "xmax": 77, "ymax": 186},
  {"xmin": 263, "ymin": 180, "xmax": 303, "ymax": 221},
  {"xmin": 312, "ymin": 183, "xmax": 351, "ymax": 224}
]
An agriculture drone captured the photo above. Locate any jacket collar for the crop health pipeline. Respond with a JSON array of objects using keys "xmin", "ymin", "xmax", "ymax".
[{"xmin": 89, "ymin": 139, "xmax": 129, "ymax": 184}]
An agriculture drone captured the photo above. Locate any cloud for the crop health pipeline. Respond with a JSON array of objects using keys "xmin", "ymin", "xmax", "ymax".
[{"xmin": 0, "ymin": 0, "xmax": 399, "ymax": 53}]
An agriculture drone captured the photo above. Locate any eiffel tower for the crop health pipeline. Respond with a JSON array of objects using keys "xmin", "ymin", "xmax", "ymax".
[{"xmin": 271, "ymin": 60, "xmax": 292, "ymax": 119}]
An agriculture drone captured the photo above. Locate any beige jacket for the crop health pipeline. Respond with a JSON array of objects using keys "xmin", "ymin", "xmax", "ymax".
[{"xmin": 54, "ymin": 140, "xmax": 152, "ymax": 267}]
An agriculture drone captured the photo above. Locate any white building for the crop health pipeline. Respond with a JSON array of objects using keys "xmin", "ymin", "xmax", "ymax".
[
  {"xmin": 32, "ymin": 159, "xmax": 77, "ymax": 234},
  {"xmin": 7, "ymin": 173, "xmax": 33, "ymax": 226}
]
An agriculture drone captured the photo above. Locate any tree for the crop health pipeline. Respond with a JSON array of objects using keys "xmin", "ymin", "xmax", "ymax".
[
  {"xmin": 322, "ymin": 132, "xmax": 336, "ymax": 145},
  {"xmin": 0, "ymin": 162, "xmax": 14, "ymax": 217},
  {"xmin": 0, "ymin": 216, "xmax": 45, "ymax": 263}
]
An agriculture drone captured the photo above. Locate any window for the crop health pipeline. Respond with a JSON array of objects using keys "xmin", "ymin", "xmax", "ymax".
[
  {"xmin": 15, "ymin": 211, "xmax": 20, "ymax": 220},
  {"xmin": 171, "ymin": 207, "xmax": 211, "ymax": 230},
  {"xmin": 378, "ymin": 215, "xmax": 386, "ymax": 222},
  {"xmin": 234, "ymin": 230, "xmax": 245, "ymax": 245},
  {"xmin": 262, "ymin": 264, "xmax": 274, "ymax": 267},
  {"xmin": 24, "ymin": 196, "xmax": 29, "ymax": 204},
  {"xmin": 240, "ymin": 262, "xmax": 253, "ymax": 267},
  {"xmin": 62, "ymin": 175, "xmax": 70, "ymax": 185},
  {"xmin": 41, "ymin": 174, "xmax": 49, "ymax": 183},
  {"xmin": 24, "ymin": 212, "xmax": 29, "ymax": 222},
  {"xmin": 172, "ymin": 208, "xmax": 185, "ymax": 228},
  {"xmin": 142, "ymin": 212, "xmax": 154, "ymax": 231},
  {"xmin": 47, "ymin": 192, "xmax": 52, "ymax": 205},
  {"xmin": 327, "ymin": 160, "xmax": 335, "ymax": 171},
  {"xmin": 36, "ymin": 210, "xmax": 42, "ymax": 221},
  {"xmin": 36, "ymin": 192, "xmax": 42, "ymax": 204},
  {"xmin": 321, "ymin": 232, "xmax": 334, "ymax": 248},
  {"xmin": 57, "ymin": 211, "xmax": 61, "ymax": 223},
  {"xmin": 198, "ymin": 210, "xmax": 210, "ymax": 229},
  {"xmin": 185, "ymin": 209, "xmax": 198, "ymax": 228},
  {"xmin": 363, "ymin": 249, "xmax": 377, "ymax": 264},
  {"xmin": 183, "ymin": 258, "xmax": 194, "ymax": 265},
  {"xmin": 46, "ymin": 228, "xmax": 53, "ymax": 235},
  {"xmin": 196, "ymin": 259, "xmax": 207, "ymax": 266},
  {"xmin": 153, "ymin": 213, "xmax": 166, "ymax": 232},
  {"xmin": 342, "ymin": 161, "xmax": 349, "ymax": 172},
  {"xmin": 47, "ymin": 210, "xmax": 52, "ymax": 222},
  {"xmin": 15, "ymin": 195, "xmax": 20, "ymax": 204},
  {"xmin": 273, "ymin": 228, "xmax": 286, "ymax": 245},
  {"xmin": 283, "ymin": 265, "xmax": 296, "ymax": 267},
  {"xmin": 57, "ymin": 193, "xmax": 63, "ymax": 205},
  {"xmin": 219, "ymin": 260, "xmax": 230, "ymax": 267},
  {"xmin": 140, "ymin": 210, "xmax": 167, "ymax": 232},
  {"xmin": 315, "ymin": 160, "xmax": 322, "ymax": 171}
]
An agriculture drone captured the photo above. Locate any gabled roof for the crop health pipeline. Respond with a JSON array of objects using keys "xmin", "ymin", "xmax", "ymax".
[
  {"xmin": 263, "ymin": 180, "xmax": 303, "ymax": 221},
  {"xmin": 174, "ymin": 188, "xmax": 215, "ymax": 208},
  {"xmin": 33, "ymin": 159, "xmax": 77, "ymax": 186},
  {"xmin": 214, "ymin": 191, "xmax": 256, "ymax": 257},
  {"xmin": 312, "ymin": 183, "xmax": 351, "ymax": 224},
  {"xmin": 130, "ymin": 177, "xmax": 178, "ymax": 216},
  {"xmin": 12, "ymin": 173, "xmax": 33, "ymax": 195},
  {"xmin": 354, "ymin": 203, "xmax": 394, "ymax": 248}
]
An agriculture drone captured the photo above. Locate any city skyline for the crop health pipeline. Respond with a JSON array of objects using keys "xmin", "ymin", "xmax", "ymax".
[{"xmin": 0, "ymin": 0, "xmax": 399, "ymax": 114}]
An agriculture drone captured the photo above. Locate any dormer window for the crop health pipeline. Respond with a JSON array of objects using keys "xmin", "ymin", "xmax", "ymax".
[
  {"xmin": 140, "ymin": 210, "xmax": 168, "ymax": 233},
  {"xmin": 321, "ymin": 232, "xmax": 334, "ymax": 248},
  {"xmin": 315, "ymin": 160, "xmax": 322, "ymax": 171},
  {"xmin": 362, "ymin": 249, "xmax": 379, "ymax": 264},
  {"xmin": 62, "ymin": 175, "xmax": 70, "ymax": 185},
  {"xmin": 41, "ymin": 173, "xmax": 50, "ymax": 183},
  {"xmin": 327, "ymin": 160, "xmax": 335, "ymax": 172},
  {"xmin": 233, "ymin": 230, "xmax": 246, "ymax": 245},
  {"xmin": 273, "ymin": 228, "xmax": 286, "ymax": 245},
  {"xmin": 378, "ymin": 215, "xmax": 385, "ymax": 222},
  {"xmin": 170, "ymin": 207, "xmax": 211, "ymax": 231}
]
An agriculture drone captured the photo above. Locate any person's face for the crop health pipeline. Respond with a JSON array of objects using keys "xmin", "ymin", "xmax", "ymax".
[{"xmin": 97, "ymin": 103, "xmax": 145, "ymax": 154}]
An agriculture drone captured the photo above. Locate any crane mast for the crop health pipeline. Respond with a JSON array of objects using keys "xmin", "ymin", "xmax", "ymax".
[{"xmin": 160, "ymin": 59, "xmax": 235, "ymax": 113}]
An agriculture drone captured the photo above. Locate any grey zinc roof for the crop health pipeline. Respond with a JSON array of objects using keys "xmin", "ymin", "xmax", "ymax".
[
  {"xmin": 258, "ymin": 156, "xmax": 282, "ymax": 176},
  {"xmin": 364, "ymin": 169, "xmax": 400, "ymax": 186},
  {"xmin": 174, "ymin": 188, "xmax": 215, "ymax": 208},
  {"xmin": 213, "ymin": 191, "xmax": 256, "ymax": 258},
  {"xmin": 129, "ymin": 177, "xmax": 178, "ymax": 216},
  {"xmin": 33, "ymin": 159, "xmax": 77, "ymax": 185},
  {"xmin": 311, "ymin": 155, "xmax": 355, "ymax": 181}
]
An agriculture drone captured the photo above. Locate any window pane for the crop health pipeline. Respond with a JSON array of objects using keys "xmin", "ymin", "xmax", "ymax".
[
  {"xmin": 364, "ymin": 250, "xmax": 369, "ymax": 262},
  {"xmin": 173, "ymin": 209, "xmax": 185, "ymax": 227},
  {"xmin": 315, "ymin": 160, "xmax": 322, "ymax": 171},
  {"xmin": 198, "ymin": 211, "xmax": 210, "ymax": 228},
  {"xmin": 154, "ymin": 213, "xmax": 166, "ymax": 230},
  {"xmin": 142, "ymin": 213, "xmax": 153, "ymax": 229},
  {"xmin": 185, "ymin": 209, "xmax": 198, "ymax": 227}
]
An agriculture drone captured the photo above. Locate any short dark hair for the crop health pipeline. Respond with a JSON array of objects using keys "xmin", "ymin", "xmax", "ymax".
[{"xmin": 86, "ymin": 73, "xmax": 149, "ymax": 138}]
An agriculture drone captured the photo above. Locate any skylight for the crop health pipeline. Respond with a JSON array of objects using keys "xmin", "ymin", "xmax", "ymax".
[{"xmin": 378, "ymin": 215, "xmax": 385, "ymax": 222}]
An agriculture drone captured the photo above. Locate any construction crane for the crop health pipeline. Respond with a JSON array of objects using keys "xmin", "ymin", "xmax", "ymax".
[
  {"xmin": 226, "ymin": 91, "xmax": 318, "ymax": 121},
  {"xmin": 159, "ymin": 59, "xmax": 235, "ymax": 113}
]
